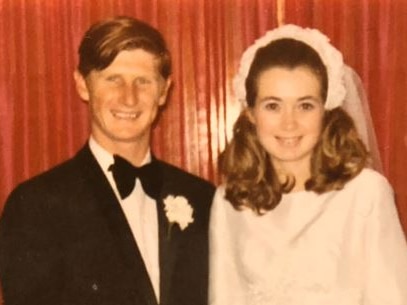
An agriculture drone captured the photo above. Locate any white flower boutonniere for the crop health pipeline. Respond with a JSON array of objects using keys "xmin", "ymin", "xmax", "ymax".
[{"xmin": 163, "ymin": 195, "xmax": 194, "ymax": 231}]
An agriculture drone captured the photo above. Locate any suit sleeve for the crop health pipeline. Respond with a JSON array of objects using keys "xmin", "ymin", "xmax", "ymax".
[
  {"xmin": 0, "ymin": 185, "xmax": 63, "ymax": 305},
  {"xmin": 363, "ymin": 176, "xmax": 407, "ymax": 304}
]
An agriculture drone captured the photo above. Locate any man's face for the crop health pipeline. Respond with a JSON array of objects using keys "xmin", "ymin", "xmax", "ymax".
[{"xmin": 75, "ymin": 49, "xmax": 171, "ymax": 151}]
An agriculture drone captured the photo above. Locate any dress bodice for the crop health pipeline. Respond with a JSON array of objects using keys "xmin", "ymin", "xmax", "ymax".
[{"xmin": 209, "ymin": 169, "xmax": 407, "ymax": 305}]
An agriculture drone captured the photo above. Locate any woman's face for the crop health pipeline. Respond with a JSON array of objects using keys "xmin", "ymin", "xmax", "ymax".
[{"xmin": 248, "ymin": 66, "xmax": 325, "ymax": 174}]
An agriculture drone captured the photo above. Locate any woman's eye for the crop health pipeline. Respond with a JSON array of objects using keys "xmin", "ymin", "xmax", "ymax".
[
  {"xmin": 264, "ymin": 103, "xmax": 279, "ymax": 111},
  {"xmin": 299, "ymin": 102, "xmax": 315, "ymax": 111}
]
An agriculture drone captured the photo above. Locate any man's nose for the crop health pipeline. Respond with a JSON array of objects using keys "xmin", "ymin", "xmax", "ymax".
[{"xmin": 121, "ymin": 84, "xmax": 138, "ymax": 106}]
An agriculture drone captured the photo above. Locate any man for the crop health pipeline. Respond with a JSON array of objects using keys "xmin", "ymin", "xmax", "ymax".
[{"xmin": 0, "ymin": 16, "xmax": 214, "ymax": 305}]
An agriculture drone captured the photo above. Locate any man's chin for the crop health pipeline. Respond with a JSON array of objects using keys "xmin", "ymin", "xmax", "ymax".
[{"xmin": 93, "ymin": 130, "xmax": 150, "ymax": 146}]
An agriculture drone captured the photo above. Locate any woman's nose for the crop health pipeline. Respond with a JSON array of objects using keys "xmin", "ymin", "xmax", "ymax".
[{"xmin": 280, "ymin": 109, "xmax": 298, "ymax": 130}]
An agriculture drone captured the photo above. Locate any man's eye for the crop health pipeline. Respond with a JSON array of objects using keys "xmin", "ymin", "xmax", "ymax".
[
  {"xmin": 136, "ymin": 77, "xmax": 151, "ymax": 85},
  {"xmin": 106, "ymin": 76, "xmax": 121, "ymax": 83}
]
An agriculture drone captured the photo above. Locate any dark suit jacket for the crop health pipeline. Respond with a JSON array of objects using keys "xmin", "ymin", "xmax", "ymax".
[{"xmin": 0, "ymin": 145, "xmax": 215, "ymax": 305}]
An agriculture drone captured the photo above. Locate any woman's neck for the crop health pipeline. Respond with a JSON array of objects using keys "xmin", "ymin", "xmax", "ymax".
[{"xmin": 274, "ymin": 161, "xmax": 311, "ymax": 192}]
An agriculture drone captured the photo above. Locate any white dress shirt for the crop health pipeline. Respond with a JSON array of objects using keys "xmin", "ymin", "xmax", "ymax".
[{"xmin": 89, "ymin": 137, "xmax": 160, "ymax": 302}]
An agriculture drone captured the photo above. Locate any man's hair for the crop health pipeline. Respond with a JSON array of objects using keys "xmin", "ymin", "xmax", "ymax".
[
  {"xmin": 77, "ymin": 16, "xmax": 171, "ymax": 79},
  {"xmin": 220, "ymin": 38, "xmax": 367, "ymax": 214}
]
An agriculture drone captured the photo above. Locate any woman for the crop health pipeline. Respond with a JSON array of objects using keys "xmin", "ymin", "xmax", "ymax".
[{"xmin": 209, "ymin": 25, "xmax": 407, "ymax": 305}]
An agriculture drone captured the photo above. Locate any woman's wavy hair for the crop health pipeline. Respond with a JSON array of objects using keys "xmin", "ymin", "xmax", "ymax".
[{"xmin": 220, "ymin": 38, "xmax": 368, "ymax": 214}]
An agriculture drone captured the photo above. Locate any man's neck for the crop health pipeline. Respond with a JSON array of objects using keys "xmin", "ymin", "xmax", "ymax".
[
  {"xmin": 90, "ymin": 135, "xmax": 151, "ymax": 167},
  {"xmin": 112, "ymin": 145, "xmax": 150, "ymax": 167}
]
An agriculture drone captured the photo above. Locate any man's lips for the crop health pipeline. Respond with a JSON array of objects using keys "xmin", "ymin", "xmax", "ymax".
[{"xmin": 112, "ymin": 110, "xmax": 141, "ymax": 120}]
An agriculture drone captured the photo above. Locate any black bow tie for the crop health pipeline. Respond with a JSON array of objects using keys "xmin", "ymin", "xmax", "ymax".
[{"xmin": 108, "ymin": 155, "xmax": 162, "ymax": 200}]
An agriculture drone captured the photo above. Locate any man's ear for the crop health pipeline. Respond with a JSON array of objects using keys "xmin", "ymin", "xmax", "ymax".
[
  {"xmin": 73, "ymin": 70, "xmax": 90, "ymax": 101},
  {"xmin": 158, "ymin": 78, "xmax": 172, "ymax": 106}
]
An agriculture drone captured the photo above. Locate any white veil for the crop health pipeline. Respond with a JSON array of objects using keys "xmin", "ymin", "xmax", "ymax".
[{"xmin": 342, "ymin": 66, "xmax": 383, "ymax": 172}]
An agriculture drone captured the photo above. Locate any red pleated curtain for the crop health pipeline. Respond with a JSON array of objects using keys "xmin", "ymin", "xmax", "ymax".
[{"xmin": 0, "ymin": 0, "xmax": 406, "ymax": 302}]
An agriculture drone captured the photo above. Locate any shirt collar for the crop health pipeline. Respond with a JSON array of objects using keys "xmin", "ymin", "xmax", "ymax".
[{"xmin": 88, "ymin": 137, "xmax": 152, "ymax": 173}]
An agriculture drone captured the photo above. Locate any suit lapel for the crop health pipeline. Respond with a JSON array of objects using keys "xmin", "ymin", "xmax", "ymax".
[
  {"xmin": 157, "ymin": 197, "xmax": 180, "ymax": 305},
  {"xmin": 76, "ymin": 146, "xmax": 158, "ymax": 305},
  {"xmin": 156, "ymin": 162, "xmax": 182, "ymax": 305}
]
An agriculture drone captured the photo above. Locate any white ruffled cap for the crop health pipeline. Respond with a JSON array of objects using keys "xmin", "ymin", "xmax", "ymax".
[{"xmin": 233, "ymin": 24, "xmax": 346, "ymax": 110}]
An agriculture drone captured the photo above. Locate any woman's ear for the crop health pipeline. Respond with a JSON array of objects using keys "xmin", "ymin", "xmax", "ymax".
[
  {"xmin": 73, "ymin": 70, "xmax": 90, "ymax": 101},
  {"xmin": 245, "ymin": 108, "xmax": 256, "ymax": 125}
]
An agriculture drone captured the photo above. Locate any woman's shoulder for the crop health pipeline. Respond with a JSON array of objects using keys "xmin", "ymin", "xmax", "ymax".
[
  {"xmin": 214, "ymin": 184, "xmax": 236, "ymax": 201},
  {"xmin": 342, "ymin": 168, "xmax": 395, "ymax": 216},
  {"xmin": 212, "ymin": 185, "xmax": 233, "ymax": 212},
  {"xmin": 212, "ymin": 185, "xmax": 253, "ymax": 218},
  {"xmin": 346, "ymin": 168, "xmax": 393, "ymax": 193}
]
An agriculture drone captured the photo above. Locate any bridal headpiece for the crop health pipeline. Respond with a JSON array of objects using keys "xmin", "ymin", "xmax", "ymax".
[
  {"xmin": 233, "ymin": 24, "xmax": 382, "ymax": 171},
  {"xmin": 233, "ymin": 24, "xmax": 346, "ymax": 110}
]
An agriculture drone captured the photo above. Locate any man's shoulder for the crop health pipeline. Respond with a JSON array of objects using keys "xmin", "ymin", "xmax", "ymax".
[
  {"xmin": 155, "ymin": 159, "xmax": 215, "ymax": 201},
  {"xmin": 8, "ymin": 145, "xmax": 92, "ymax": 198},
  {"xmin": 157, "ymin": 159, "xmax": 214, "ymax": 187}
]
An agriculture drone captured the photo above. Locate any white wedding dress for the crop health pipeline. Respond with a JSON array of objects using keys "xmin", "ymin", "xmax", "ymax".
[{"xmin": 209, "ymin": 169, "xmax": 407, "ymax": 305}]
